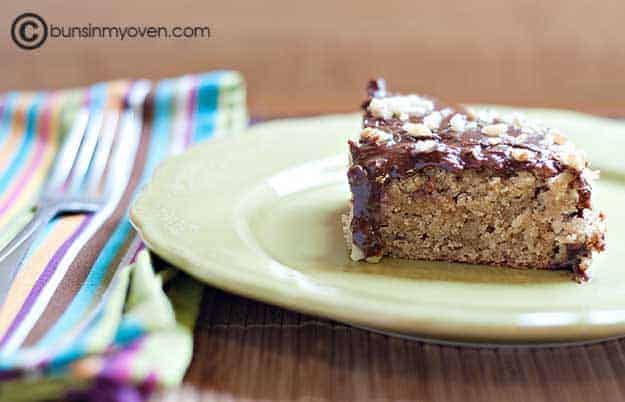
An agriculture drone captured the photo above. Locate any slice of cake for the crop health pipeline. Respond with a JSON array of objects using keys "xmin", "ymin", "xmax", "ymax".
[{"xmin": 344, "ymin": 79, "xmax": 606, "ymax": 281}]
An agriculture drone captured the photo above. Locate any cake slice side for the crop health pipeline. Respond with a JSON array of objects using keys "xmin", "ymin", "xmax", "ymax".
[{"xmin": 344, "ymin": 79, "xmax": 606, "ymax": 281}]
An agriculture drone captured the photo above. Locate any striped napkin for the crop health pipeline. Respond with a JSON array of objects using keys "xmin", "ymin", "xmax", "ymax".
[{"xmin": 0, "ymin": 71, "xmax": 247, "ymax": 400}]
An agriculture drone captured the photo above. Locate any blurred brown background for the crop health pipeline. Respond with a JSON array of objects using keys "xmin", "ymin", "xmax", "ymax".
[{"xmin": 1, "ymin": 0, "xmax": 625, "ymax": 116}]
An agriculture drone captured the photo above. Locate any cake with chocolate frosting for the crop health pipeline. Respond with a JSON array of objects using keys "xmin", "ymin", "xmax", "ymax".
[{"xmin": 343, "ymin": 79, "xmax": 606, "ymax": 281}]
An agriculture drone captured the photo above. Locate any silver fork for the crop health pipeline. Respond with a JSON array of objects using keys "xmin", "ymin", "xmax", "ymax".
[{"xmin": 0, "ymin": 81, "xmax": 151, "ymax": 305}]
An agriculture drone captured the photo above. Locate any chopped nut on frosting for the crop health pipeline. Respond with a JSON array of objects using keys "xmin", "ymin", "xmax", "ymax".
[
  {"xmin": 449, "ymin": 114, "xmax": 467, "ymax": 132},
  {"xmin": 403, "ymin": 122, "xmax": 433, "ymax": 137},
  {"xmin": 412, "ymin": 139, "xmax": 438, "ymax": 153},
  {"xmin": 423, "ymin": 111, "xmax": 443, "ymax": 130},
  {"xmin": 511, "ymin": 148, "xmax": 533, "ymax": 162},
  {"xmin": 549, "ymin": 129, "xmax": 568, "ymax": 145},
  {"xmin": 368, "ymin": 95, "xmax": 434, "ymax": 119},
  {"xmin": 557, "ymin": 150, "xmax": 587, "ymax": 171},
  {"xmin": 361, "ymin": 127, "xmax": 394, "ymax": 144},
  {"xmin": 482, "ymin": 124, "xmax": 509, "ymax": 137}
]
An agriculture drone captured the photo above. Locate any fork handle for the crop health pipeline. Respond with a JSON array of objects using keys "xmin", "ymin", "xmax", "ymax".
[
  {"xmin": 0, "ymin": 206, "xmax": 59, "ymax": 306},
  {"xmin": 0, "ymin": 205, "xmax": 59, "ymax": 263},
  {"xmin": 0, "ymin": 232, "xmax": 37, "ymax": 307}
]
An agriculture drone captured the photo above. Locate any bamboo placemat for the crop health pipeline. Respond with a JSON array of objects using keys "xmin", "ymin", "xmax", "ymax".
[{"xmin": 150, "ymin": 285, "xmax": 625, "ymax": 401}]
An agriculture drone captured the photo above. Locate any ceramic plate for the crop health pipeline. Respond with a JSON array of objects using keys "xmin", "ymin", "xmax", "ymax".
[{"xmin": 130, "ymin": 110, "xmax": 625, "ymax": 345}]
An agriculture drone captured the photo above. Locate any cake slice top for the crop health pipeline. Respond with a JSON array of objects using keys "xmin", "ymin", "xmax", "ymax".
[{"xmin": 351, "ymin": 79, "xmax": 595, "ymax": 196}]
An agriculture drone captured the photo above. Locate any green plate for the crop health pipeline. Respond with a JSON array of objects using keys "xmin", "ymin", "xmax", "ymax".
[{"xmin": 130, "ymin": 110, "xmax": 625, "ymax": 345}]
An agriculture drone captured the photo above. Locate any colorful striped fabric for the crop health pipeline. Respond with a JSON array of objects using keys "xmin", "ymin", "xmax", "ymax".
[{"xmin": 0, "ymin": 71, "xmax": 247, "ymax": 400}]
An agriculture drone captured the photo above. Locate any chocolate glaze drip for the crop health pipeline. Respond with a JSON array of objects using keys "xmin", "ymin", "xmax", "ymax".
[{"xmin": 347, "ymin": 78, "xmax": 595, "ymax": 274}]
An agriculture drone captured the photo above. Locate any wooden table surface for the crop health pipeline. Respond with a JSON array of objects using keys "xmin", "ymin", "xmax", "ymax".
[{"xmin": 152, "ymin": 286, "xmax": 625, "ymax": 402}]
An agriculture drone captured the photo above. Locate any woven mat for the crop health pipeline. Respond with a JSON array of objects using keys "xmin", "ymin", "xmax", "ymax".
[{"xmin": 147, "ymin": 285, "xmax": 625, "ymax": 401}]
